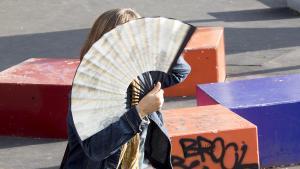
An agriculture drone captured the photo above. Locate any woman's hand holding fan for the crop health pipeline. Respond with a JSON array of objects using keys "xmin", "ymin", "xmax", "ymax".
[{"xmin": 136, "ymin": 82, "xmax": 164, "ymax": 118}]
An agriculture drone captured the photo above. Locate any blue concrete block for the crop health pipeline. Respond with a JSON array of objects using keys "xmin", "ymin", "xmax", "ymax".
[{"xmin": 197, "ymin": 74, "xmax": 300, "ymax": 167}]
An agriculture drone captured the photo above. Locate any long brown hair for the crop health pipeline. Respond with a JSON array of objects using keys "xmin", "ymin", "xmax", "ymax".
[{"xmin": 80, "ymin": 8, "xmax": 141, "ymax": 61}]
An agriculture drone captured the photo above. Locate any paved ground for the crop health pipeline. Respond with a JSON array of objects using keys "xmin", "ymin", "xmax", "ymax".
[{"xmin": 0, "ymin": 0, "xmax": 299, "ymax": 168}]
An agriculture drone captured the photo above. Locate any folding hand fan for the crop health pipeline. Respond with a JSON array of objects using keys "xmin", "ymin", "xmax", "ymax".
[{"xmin": 71, "ymin": 17, "xmax": 195, "ymax": 140}]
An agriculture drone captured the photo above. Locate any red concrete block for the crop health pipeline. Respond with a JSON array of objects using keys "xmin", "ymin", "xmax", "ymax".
[
  {"xmin": 164, "ymin": 27, "xmax": 226, "ymax": 97},
  {"xmin": 196, "ymin": 85, "xmax": 218, "ymax": 106},
  {"xmin": 0, "ymin": 58, "xmax": 80, "ymax": 138},
  {"xmin": 163, "ymin": 105, "xmax": 259, "ymax": 169}
]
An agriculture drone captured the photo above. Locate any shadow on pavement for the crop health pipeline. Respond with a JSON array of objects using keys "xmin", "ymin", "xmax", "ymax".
[
  {"xmin": 164, "ymin": 96, "xmax": 196, "ymax": 102},
  {"xmin": 258, "ymin": 0, "xmax": 287, "ymax": 8},
  {"xmin": 209, "ymin": 7, "xmax": 299, "ymax": 22},
  {"xmin": 227, "ymin": 65, "xmax": 300, "ymax": 78},
  {"xmin": 0, "ymin": 136, "xmax": 65, "ymax": 149},
  {"xmin": 225, "ymin": 27, "xmax": 300, "ymax": 54},
  {"xmin": 0, "ymin": 28, "xmax": 89, "ymax": 71},
  {"xmin": 185, "ymin": 7, "xmax": 299, "ymax": 23},
  {"xmin": 38, "ymin": 167, "xmax": 59, "ymax": 169}
]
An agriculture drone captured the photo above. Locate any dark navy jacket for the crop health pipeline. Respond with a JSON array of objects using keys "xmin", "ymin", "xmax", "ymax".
[{"xmin": 62, "ymin": 57, "xmax": 191, "ymax": 169}]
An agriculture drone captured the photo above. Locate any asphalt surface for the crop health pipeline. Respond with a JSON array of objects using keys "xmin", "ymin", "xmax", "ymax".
[{"xmin": 0, "ymin": 0, "xmax": 299, "ymax": 168}]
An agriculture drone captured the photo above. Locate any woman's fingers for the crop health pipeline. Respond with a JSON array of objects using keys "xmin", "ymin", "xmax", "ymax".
[
  {"xmin": 136, "ymin": 83, "xmax": 165, "ymax": 117},
  {"xmin": 149, "ymin": 82, "xmax": 161, "ymax": 94},
  {"xmin": 155, "ymin": 89, "xmax": 164, "ymax": 109}
]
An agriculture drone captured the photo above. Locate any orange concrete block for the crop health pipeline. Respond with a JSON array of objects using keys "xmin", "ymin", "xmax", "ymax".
[
  {"xmin": 163, "ymin": 105, "xmax": 259, "ymax": 169},
  {"xmin": 164, "ymin": 27, "xmax": 226, "ymax": 97}
]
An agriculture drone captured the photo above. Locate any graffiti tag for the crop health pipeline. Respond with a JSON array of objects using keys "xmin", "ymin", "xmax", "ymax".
[{"xmin": 171, "ymin": 136, "xmax": 259, "ymax": 169}]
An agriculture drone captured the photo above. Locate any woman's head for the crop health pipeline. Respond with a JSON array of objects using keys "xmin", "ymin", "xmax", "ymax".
[{"xmin": 80, "ymin": 8, "xmax": 141, "ymax": 60}]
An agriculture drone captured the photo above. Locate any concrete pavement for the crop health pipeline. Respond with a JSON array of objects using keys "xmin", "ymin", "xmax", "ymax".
[{"xmin": 0, "ymin": 0, "xmax": 299, "ymax": 168}]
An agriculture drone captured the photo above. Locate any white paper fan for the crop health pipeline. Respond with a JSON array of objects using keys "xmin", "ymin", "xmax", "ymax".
[{"xmin": 71, "ymin": 17, "xmax": 195, "ymax": 140}]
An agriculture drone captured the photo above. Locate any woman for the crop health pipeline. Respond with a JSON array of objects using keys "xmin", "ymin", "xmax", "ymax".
[{"xmin": 61, "ymin": 8, "xmax": 191, "ymax": 169}]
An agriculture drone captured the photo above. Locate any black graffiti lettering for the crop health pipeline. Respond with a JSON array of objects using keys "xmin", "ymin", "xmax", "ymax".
[
  {"xmin": 210, "ymin": 137, "xmax": 225, "ymax": 162},
  {"xmin": 172, "ymin": 155, "xmax": 200, "ymax": 169},
  {"xmin": 196, "ymin": 136, "xmax": 213, "ymax": 162},
  {"xmin": 172, "ymin": 136, "xmax": 259, "ymax": 169},
  {"xmin": 180, "ymin": 138, "xmax": 200, "ymax": 158},
  {"xmin": 221, "ymin": 143, "xmax": 239, "ymax": 169},
  {"xmin": 238, "ymin": 144, "xmax": 248, "ymax": 165}
]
